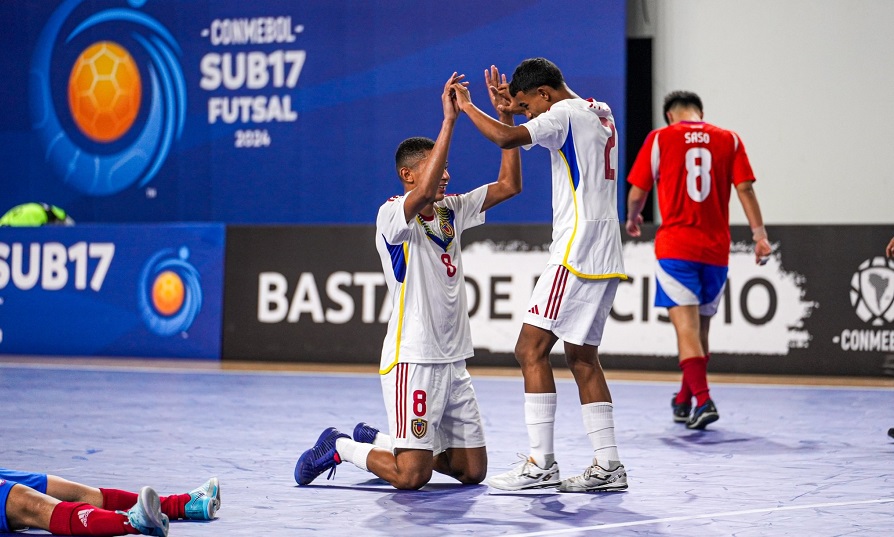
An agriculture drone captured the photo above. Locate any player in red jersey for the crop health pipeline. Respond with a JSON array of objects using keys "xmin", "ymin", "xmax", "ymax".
[{"xmin": 625, "ymin": 91, "xmax": 772, "ymax": 429}]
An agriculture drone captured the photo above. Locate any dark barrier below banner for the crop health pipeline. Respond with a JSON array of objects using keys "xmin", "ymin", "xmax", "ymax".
[
  {"xmin": 223, "ymin": 225, "xmax": 387, "ymax": 363},
  {"xmin": 222, "ymin": 224, "xmax": 894, "ymax": 377}
]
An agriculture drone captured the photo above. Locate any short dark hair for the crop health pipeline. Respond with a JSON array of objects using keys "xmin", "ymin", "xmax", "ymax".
[
  {"xmin": 662, "ymin": 91, "xmax": 703, "ymax": 124},
  {"xmin": 508, "ymin": 57, "xmax": 564, "ymax": 96},
  {"xmin": 395, "ymin": 136, "xmax": 435, "ymax": 173}
]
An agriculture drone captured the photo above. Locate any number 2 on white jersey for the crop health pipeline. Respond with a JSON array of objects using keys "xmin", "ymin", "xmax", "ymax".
[
  {"xmin": 685, "ymin": 147, "xmax": 712, "ymax": 202},
  {"xmin": 599, "ymin": 117, "xmax": 616, "ymax": 180}
]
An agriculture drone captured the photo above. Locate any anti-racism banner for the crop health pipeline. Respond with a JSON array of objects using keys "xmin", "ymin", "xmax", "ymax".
[
  {"xmin": 223, "ymin": 224, "xmax": 894, "ymax": 377},
  {"xmin": 0, "ymin": 224, "xmax": 225, "ymax": 358},
  {"xmin": 223, "ymin": 226, "xmax": 385, "ymax": 361},
  {"xmin": 0, "ymin": 0, "xmax": 626, "ymax": 225}
]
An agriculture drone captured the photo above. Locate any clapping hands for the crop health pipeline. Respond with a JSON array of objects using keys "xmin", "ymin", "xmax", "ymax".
[
  {"xmin": 443, "ymin": 72, "xmax": 468, "ymax": 120},
  {"xmin": 485, "ymin": 65, "xmax": 521, "ymax": 119},
  {"xmin": 446, "ymin": 65, "xmax": 523, "ymax": 122}
]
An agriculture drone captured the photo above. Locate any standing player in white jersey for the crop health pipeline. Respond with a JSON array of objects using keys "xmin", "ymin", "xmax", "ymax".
[
  {"xmin": 294, "ymin": 69, "xmax": 522, "ymax": 490},
  {"xmin": 451, "ymin": 57, "xmax": 628, "ymax": 492}
]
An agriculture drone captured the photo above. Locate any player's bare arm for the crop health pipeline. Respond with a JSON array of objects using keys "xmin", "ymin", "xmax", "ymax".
[
  {"xmin": 480, "ymin": 66, "xmax": 522, "ymax": 212},
  {"xmin": 401, "ymin": 73, "xmax": 465, "ymax": 222},
  {"xmin": 452, "ymin": 79, "xmax": 532, "ymax": 149},
  {"xmin": 625, "ymin": 185, "xmax": 649, "ymax": 237},
  {"xmin": 886, "ymin": 236, "xmax": 894, "ymax": 258},
  {"xmin": 735, "ymin": 180, "xmax": 772, "ymax": 264}
]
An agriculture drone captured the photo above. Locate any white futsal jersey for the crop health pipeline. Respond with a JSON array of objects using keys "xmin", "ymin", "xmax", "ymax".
[
  {"xmin": 521, "ymin": 98, "xmax": 625, "ymax": 279},
  {"xmin": 375, "ymin": 185, "xmax": 487, "ymax": 373}
]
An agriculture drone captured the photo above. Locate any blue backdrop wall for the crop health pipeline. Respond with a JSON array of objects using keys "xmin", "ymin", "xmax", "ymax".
[{"xmin": 0, "ymin": 0, "xmax": 626, "ymax": 224}]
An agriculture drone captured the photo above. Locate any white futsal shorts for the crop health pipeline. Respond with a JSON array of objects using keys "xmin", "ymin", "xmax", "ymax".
[
  {"xmin": 523, "ymin": 264, "xmax": 620, "ymax": 347},
  {"xmin": 381, "ymin": 360, "xmax": 486, "ymax": 452}
]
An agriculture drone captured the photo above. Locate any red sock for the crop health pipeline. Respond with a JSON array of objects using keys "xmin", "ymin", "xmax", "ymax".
[
  {"xmin": 680, "ymin": 356, "xmax": 710, "ymax": 406},
  {"xmin": 677, "ymin": 353, "xmax": 710, "ymax": 403},
  {"xmin": 675, "ymin": 378, "xmax": 692, "ymax": 404},
  {"xmin": 102, "ymin": 488, "xmax": 188, "ymax": 520},
  {"xmin": 99, "ymin": 489, "xmax": 138, "ymax": 511},
  {"xmin": 160, "ymin": 493, "xmax": 190, "ymax": 520},
  {"xmin": 48, "ymin": 502, "xmax": 139, "ymax": 536}
]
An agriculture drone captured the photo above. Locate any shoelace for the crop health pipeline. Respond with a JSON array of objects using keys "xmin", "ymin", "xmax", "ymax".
[
  {"xmin": 582, "ymin": 467, "xmax": 598, "ymax": 479},
  {"xmin": 307, "ymin": 441, "xmax": 341, "ymax": 480},
  {"xmin": 510, "ymin": 453, "xmax": 551, "ymax": 478},
  {"xmin": 326, "ymin": 448, "xmax": 341, "ymax": 480},
  {"xmin": 582, "ymin": 464, "xmax": 608, "ymax": 480},
  {"xmin": 508, "ymin": 453, "xmax": 536, "ymax": 475}
]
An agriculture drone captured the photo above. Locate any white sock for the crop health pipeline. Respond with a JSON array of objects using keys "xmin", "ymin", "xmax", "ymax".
[
  {"xmin": 371, "ymin": 431, "xmax": 393, "ymax": 450},
  {"xmin": 581, "ymin": 402, "xmax": 620, "ymax": 467},
  {"xmin": 524, "ymin": 392, "xmax": 557, "ymax": 468},
  {"xmin": 336, "ymin": 438, "xmax": 376, "ymax": 472}
]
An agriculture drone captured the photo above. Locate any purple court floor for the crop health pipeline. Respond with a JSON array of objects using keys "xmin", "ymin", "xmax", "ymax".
[{"xmin": 1, "ymin": 361, "xmax": 892, "ymax": 536}]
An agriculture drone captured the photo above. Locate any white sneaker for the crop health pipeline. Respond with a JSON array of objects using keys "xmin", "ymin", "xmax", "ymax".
[
  {"xmin": 486, "ymin": 455, "xmax": 561, "ymax": 491},
  {"xmin": 558, "ymin": 461, "xmax": 628, "ymax": 492}
]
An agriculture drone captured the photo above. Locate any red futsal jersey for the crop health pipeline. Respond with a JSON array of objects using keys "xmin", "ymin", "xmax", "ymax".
[{"xmin": 627, "ymin": 121, "xmax": 756, "ymax": 266}]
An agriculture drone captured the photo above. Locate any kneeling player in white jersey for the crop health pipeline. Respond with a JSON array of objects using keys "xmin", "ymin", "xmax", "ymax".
[
  {"xmin": 452, "ymin": 57, "xmax": 628, "ymax": 492},
  {"xmin": 294, "ymin": 69, "xmax": 522, "ymax": 489}
]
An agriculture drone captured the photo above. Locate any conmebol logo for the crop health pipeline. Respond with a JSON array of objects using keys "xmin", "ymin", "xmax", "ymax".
[{"xmin": 849, "ymin": 256, "xmax": 894, "ymax": 326}]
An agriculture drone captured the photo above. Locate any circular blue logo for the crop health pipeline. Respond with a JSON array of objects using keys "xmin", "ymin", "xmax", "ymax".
[{"xmin": 29, "ymin": 0, "xmax": 186, "ymax": 195}]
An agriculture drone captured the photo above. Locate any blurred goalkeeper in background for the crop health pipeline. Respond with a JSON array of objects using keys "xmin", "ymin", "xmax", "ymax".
[{"xmin": 0, "ymin": 202, "xmax": 75, "ymax": 227}]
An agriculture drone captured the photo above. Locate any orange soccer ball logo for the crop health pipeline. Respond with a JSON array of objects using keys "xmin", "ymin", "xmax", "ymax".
[
  {"xmin": 151, "ymin": 270, "xmax": 185, "ymax": 317},
  {"xmin": 68, "ymin": 41, "xmax": 142, "ymax": 143}
]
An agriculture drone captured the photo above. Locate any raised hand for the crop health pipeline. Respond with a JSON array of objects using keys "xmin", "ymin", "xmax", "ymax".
[
  {"xmin": 486, "ymin": 65, "xmax": 523, "ymax": 117},
  {"xmin": 443, "ymin": 72, "xmax": 467, "ymax": 120},
  {"xmin": 485, "ymin": 65, "xmax": 509, "ymax": 113},
  {"xmin": 450, "ymin": 77, "xmax": 472, "ymax": 115}
]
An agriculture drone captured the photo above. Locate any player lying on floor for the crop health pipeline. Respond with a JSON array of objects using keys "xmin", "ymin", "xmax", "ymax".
[{"xmin": 0, "ymin": 467, "xmax": 219, "ymax": 536}]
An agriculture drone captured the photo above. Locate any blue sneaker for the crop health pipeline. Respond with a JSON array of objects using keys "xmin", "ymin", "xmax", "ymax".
[
  {"xmin": 671, "ymin": 393, "xmax": 691, "ymax": 424},
  {"xmin": 294, "ymin": 427, "xmax": 349, "ymax": 485},
  {"xmin": 184, "ymin": 477, "xmax": 220, "ymax": 520},
  {"xmin": 687, "ymin": 399, "xmax": 719, "ymax": 430},
  {"xmin": 124, "ymin": 486, "xmax": 169, "ymax": 537},
  {"xmin": 353, "ymin": 422, "xmax": 379, "ymax": 444}
]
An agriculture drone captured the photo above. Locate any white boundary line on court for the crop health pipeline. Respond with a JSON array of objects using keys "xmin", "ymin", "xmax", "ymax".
[{"xmin": 501, "ymin": 498, "xmax": 894, "ymax": 537}]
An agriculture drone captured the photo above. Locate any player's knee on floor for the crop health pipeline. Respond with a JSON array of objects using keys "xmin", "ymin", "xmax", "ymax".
[
  {"xmin": 455, "ymin": 467, "xmax": 486, "ymax": 485},
  {"xmin": 392, "ymin": 450, "xmax": 435, "ymax": 489},
  {"xmin": 435, "ymin": 449, "xmax": 487, "ymax": 485},
  {"xmin": 391, "ymin": 468, "xmax": 432, "ymax": 490}
]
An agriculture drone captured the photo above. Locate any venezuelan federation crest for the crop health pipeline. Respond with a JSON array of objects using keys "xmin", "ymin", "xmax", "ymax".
[{"xmin": 411, "ymin": 418, "xmax": 428, "ymax": 439}]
